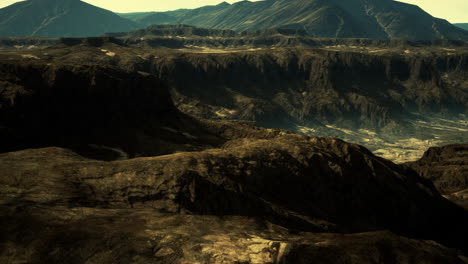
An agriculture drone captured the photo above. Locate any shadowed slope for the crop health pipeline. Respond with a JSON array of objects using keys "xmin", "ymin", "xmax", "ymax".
[{"xmin": 0, "ymin": 0, "xmax": 139, "ymax": 37}]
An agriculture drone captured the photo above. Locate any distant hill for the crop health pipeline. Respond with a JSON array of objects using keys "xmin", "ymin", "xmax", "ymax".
[
  {"xmin": 118, "ymin": 10, "xmax": 190, "ymax": 25},
  {"xmin": 0, "ymin": 0, "xmax": 140, "ymax": 37},
  {"xmin": 0, "ymin": 0, "xmax": 466, "ymax": 40},
  {"xmin": 122, "ymin": 0, "xmax": 468, "ymax": 41},
  {"xmin": 455, "ymin": 23, "xmax": 468, "ymax": 31}
]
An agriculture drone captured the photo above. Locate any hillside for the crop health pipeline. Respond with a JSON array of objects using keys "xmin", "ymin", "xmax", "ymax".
[
  {"xmin": 1, "ymin": 33, "xmax": 466, "ymax": 162},
  {"xmin": 0, "ymin": 0, "xmax": 139, "ymax": 37},
  {"xmin": 0, "ymin": 56, "xmax": 467, "ymax": 262},
  {"xmin": 123, "ymin": 0, "xmax": 468, "ymax": 40}
]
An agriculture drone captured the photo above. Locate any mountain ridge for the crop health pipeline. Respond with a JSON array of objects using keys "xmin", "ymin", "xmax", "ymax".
[
  {"xmin": 455, "ymin": 23, "xmax": 468, "ymax": 31},
  {"xmin": 0, "ymin": 0, "xmax": 139, "ymax": 37},
  {"xmin": 124, "ymin": 0, "xmax": 468, "ymax": 41},
  {"xmin": 0, "ymin": 0, "xmax": 466, "ymax": 40}
]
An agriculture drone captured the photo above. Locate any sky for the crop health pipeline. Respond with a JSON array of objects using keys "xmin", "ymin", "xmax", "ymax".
[{"xmin": 0, "ymin": 0, "xmax": 466, "ymax": 23}]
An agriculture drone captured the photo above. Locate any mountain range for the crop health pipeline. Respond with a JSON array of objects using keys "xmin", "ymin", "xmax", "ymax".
[
  {"xmin": 122, "ymin": 0, "xmax": 468, "ymax": 40},
  {"xmin": 0, "ymin": 0, "xmax": 467, "ymax": 40}
]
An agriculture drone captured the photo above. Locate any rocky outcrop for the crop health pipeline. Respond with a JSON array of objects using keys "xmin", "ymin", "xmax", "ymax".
[
  {"xmin": 1, "ymin": 136, "xmax": 467, "ymax": 253},
  {"xmin": 1, "ymin": 206, "xmax": 466, "ymax": 264},
  {"xmin": 1, "ymin": 38, "xmax": 466, "ymax": 164},
  {"xmin": 408, "ymin": 144, "xmax": 468, "ymax": 209},
  {"xmin": 107, "ymin": 24, "xmax": 238, "ymax": 38},
  {"xmin": 1, "ymin": 45, "xmax": 468, "ymax": 262},
  {"xmin": 455, "ymin": 23, "xmax": 468, "ymax": 31},
  {"xmin": 148, "ymin": 48, "xmax": 468, "ymax": 130}
]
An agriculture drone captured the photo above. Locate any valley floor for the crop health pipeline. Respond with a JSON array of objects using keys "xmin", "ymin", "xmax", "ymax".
[{"xmin": 297, "ymin": 114, "xmax": 468, "ymax": 163}]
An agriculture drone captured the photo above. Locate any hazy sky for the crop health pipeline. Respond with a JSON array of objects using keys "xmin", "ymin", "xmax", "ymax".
[{"xmin": 0, "ymin": 0, "xmax": 466, "ymax": 23}]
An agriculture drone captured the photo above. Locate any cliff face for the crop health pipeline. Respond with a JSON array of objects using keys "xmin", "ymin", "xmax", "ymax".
[
  {"xmin": 1, "ymin": 42, "xmax": 468, "ymax": 262},
  {"xmin": 408, "ymin": 144, "xmax": 468, "ymax": 209},
  {"xmin": 148, "ymin": 49, "xmax": 468, "ymax": 130},
  {"xmin": 1, "ymin": 137, "xmax": 467, "ymax": 257},
  {"xmin": 108, "ymin": 24, "xmax": 468, "ymax": 49},
  {"xmin": 1, "ymin": 38, "xmax": 466, "ymax": 162},
  {"xmin": 0, "ymin": 61, "xmax": 234, "ymax": 159}
]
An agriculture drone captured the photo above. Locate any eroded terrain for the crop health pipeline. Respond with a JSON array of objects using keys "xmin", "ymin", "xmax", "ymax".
[
  {"xmin": 0, "ymin": 33, "xmax": 467, "ymax": 263},
  {"xmin": 1, "ymin": 34, "xmax": 467, "ymax": 162}
]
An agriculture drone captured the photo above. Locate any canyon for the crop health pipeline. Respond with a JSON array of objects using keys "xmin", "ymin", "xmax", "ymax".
[
  {"xmin": 3, "ymin": 29, "xmax": 467, "ymax": 162},
  {"xmin": 0, "ymin": 25, "xmax": 467, "ymax": 263}
]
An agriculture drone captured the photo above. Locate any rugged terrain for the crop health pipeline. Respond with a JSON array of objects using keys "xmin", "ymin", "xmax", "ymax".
[
  {"xmin": 121, "ymin": 0, "xmax": 468, "ymax": 40},
  {"xmin": 408, "ymin": 144, "xmax": 468, "ymax": 209},
  {"xmin": 0, "ymin": 31, "xmax": 467, "ymax": 162},
  {"xmin": 0, "ymin": 0, "xmax": 466, "ymax": 261},
  {"xmin": 0, "ymin": 58, "xmax": 467, "ymax": 262}
]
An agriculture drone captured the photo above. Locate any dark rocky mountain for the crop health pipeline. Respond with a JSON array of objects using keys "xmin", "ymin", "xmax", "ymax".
[
  {"xmin": 408, "ymin": 144, "xmax": 468, "ymax": 209},
  {"xmin": 0, "ymin": 60, "xmax": 231, "ymax": 159},
  {"xmin": 124, "ymin": 0, "xmax": 468, "ymax": 41},
  {"xmin": 0, "ymin": 0, "xmax": 139, "ymax": 37},
  {"xmin": 0, "ymin": 57, "xmax": 467, "ymax": 262},
  {"xmin": 455, "ymin": 23, "xmax": 468, "ymax": 31}
]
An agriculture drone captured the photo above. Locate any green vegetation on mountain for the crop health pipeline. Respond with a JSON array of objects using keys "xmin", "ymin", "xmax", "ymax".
[
  {"xmin": 122, "ymin": 0, "xmax": 468, "ymax": 40},
  {"xmin": 0, "ymin": 0, "xmax": 139, "ymax": 37}
]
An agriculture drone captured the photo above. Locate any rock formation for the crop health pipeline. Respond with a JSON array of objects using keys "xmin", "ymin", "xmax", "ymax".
[
  {"xmin": 1, "ymin": 35, "xmax": 467, "ymax": 162},
  {"xmin": 0, "ymin": 53, "xmax": 468, "ymax": 263},
  {"xmin": 408, "ymin": 144, "xmax": 468, "ymax": 209},
  {"xmin": 0, "ymin": 35, "xmax": 467, "ymax": 263}
]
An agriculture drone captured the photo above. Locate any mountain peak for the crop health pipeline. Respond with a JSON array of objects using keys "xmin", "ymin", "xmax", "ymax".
[
  {"xmin": 129, "ymin": 0, "xmax": 468, "ymax": 41},
  {"xmin": 0, "ymin": 0, "xmax": 138, "ymax": 37},
  {"xmin": 217, "ymin": 1, "xmax": 231, "ymax": 6}
]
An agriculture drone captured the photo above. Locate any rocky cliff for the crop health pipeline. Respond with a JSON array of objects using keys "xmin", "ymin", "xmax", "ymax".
[
  {"xmin": 1, "ymin": 43, "xmax": 468, "ymax": 262},
  {"xmin": 455, "ymin": 23, "xmax": 468, "ymax": 31},
  {"xmin": 149, "ymin": 48, "xmax": 468, "ymax": 131},
  {"xmin": 2, "ymin": 36, "xmax": 466, "ymax": 162},
  {"xmin": 408, "ymin": 144, "xmax": 468, "ymax": 209},
  {"xmin": 0, "ymin": 61, "xmax": 238, "ymax": 159}
]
